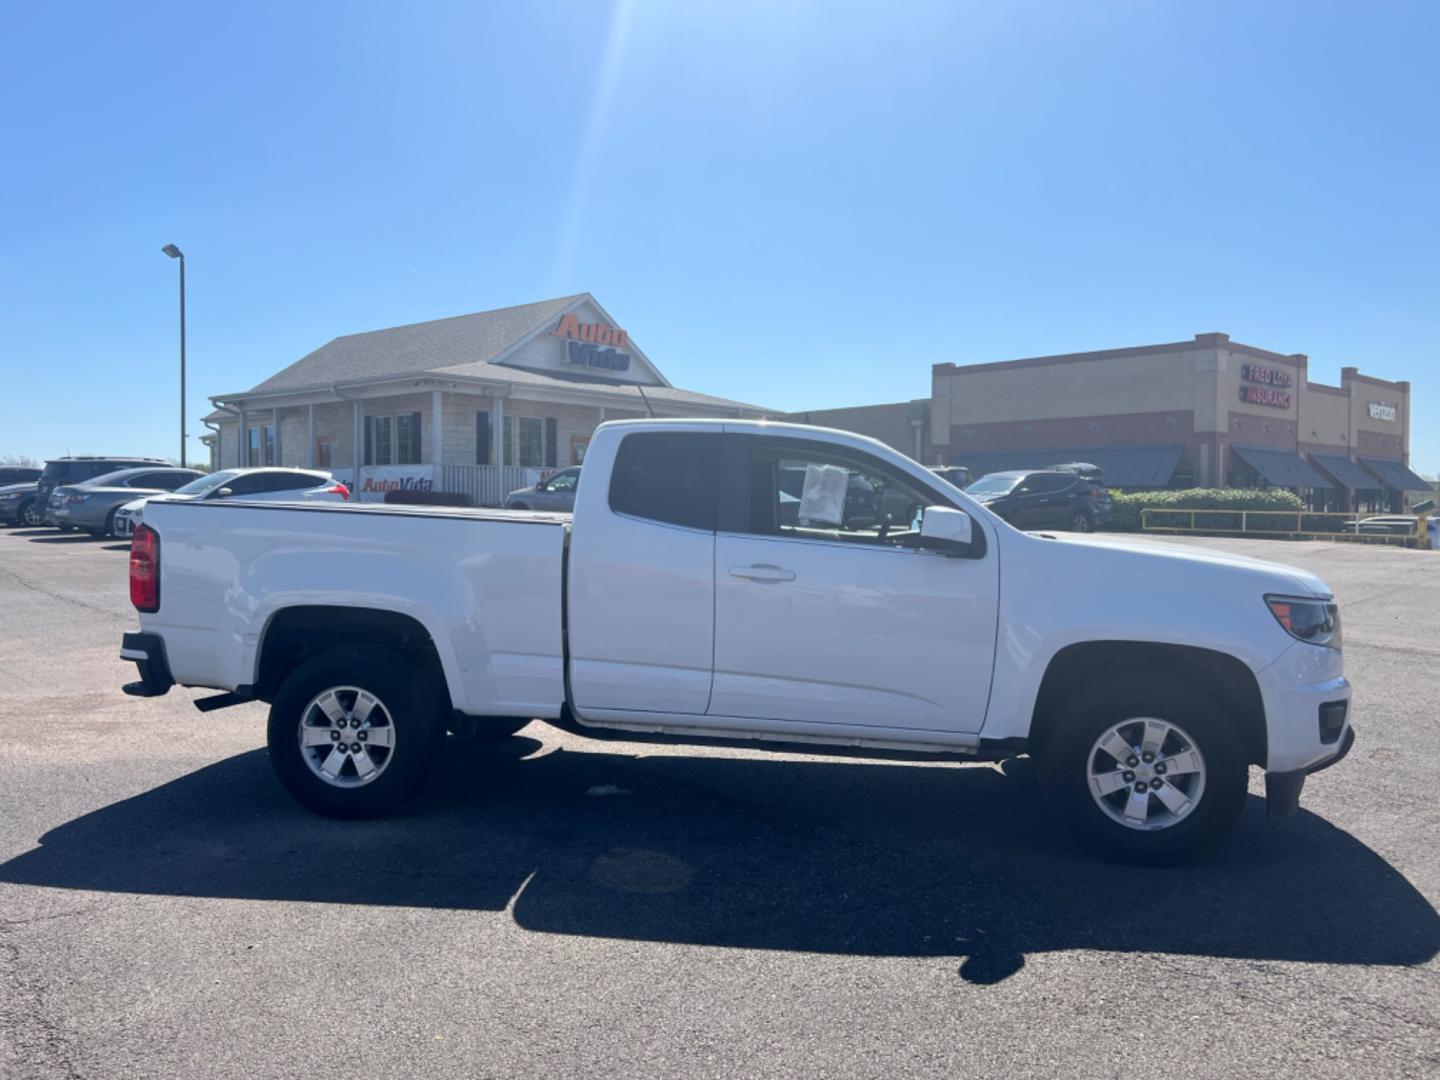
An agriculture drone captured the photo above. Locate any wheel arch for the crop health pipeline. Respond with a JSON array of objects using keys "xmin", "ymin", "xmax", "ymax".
[
  {"xmin": 253, "ymin": 605, "xmax": 456, "ymax": 707},
  {"xmin": 1028, "ymin": 640, "xmax": 1267, "ymax": 767}
]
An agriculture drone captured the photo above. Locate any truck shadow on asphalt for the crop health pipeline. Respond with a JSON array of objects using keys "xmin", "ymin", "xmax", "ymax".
[{"xmin": 2, "ymin": 736, "xmax": 1436, "ymax": 984}]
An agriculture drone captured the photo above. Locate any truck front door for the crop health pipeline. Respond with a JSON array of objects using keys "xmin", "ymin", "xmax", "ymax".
[{"xmin": 709, "ymin": 434, "xmax": 1000, "ymax": 734}]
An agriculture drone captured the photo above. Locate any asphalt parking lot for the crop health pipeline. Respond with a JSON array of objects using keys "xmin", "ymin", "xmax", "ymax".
[{"xmin": 1, "ymin": 527, "xmax": 1437, "ymax": 1079}]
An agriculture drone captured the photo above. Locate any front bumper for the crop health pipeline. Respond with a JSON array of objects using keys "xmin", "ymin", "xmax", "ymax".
[
  {"xmin": 1265, "ymin": 726, "xmax": 1357, "ymax": 816},
  {"xmin": 1256, "ymin": 641, "xmax": 1353, "ymax": 773},
  {"xmin": 120, "ymin": 632, "xmax": 175, "ymax": 697}
]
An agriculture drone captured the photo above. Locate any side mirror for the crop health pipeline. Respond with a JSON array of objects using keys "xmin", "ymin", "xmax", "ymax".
[
  {"xmin": 212, "ymin": 487, "xmax": 234, "ymax": 499},
  {"xmin": 917, "ymin": 505, "xmax": 974, "ymax": 556}
]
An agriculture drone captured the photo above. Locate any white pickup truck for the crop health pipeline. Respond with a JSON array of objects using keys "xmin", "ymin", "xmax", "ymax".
[{"xmin": 120, "ymin": 419, "xmax": 1354, "ymax": 862}]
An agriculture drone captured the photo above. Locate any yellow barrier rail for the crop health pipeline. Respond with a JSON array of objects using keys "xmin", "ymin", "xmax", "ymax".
[{"xmin": 1139, "ymin": 507, "xmax": 1432, "ymax": 548}]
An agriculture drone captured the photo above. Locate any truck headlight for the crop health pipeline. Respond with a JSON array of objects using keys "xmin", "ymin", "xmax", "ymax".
[{"xmin": 1265, "ymin": 595, "xmax": 1342, "ymax": 650}]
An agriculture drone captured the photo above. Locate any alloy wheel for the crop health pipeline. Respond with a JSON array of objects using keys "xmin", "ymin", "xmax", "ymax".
[
  {"xmin": 297, "ymin": 685, "xmax": 398, "ymax": 788},
  {"xmin": 1087, "ymin": 717, "xmax": 1207, "ymax": 831}
]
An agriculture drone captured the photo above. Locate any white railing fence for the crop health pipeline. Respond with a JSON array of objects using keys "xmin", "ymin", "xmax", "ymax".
[{"xmin": 440, "ymin": 465, "xmax": 544, "ymax": 507}]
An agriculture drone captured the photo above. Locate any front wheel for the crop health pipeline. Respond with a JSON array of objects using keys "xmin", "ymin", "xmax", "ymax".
[
  {"xmin": 1037, "ymin": 675, "xmax": 1248, "ymax": 864},
  {"xmin": 267, "ymin": 650, "xmax": 443, "ymax": 818},
  {"xmin": 20, "ymin": 500, "xmax": 42, "ymax": 527}
]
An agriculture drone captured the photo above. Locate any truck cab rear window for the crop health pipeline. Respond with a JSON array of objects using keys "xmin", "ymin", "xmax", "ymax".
[{"xmin": 608, "ymin": 431, "xmax": 721, "ymax": 531}]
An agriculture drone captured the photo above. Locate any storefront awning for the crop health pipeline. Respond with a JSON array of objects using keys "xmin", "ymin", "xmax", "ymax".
[
  {"xmin": 951, "ymin": 444, "xmax": 1183, "ymax": 488},
  {"xmin": 1309, "ymin": 453, "xmax": 1379, "ymax": 491},
  {"xmin": 1231, "ymin": 446, "xmax": 1331, "ymax": 489},
  {"xmin": 1360, "ymin": 457, "xmax": 1433, "ymax": 492}
]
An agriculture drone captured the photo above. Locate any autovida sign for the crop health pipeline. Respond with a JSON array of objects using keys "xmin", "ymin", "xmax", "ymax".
[
  {"xmin": 1240, "ymin": 362, "xmax": 1292, "ymax": 408},
  {"xmin": 551, "ymin": 314, "xmax": 631, "ymax": 373}
]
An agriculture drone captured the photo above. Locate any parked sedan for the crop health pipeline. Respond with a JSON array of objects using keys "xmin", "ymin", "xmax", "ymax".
[
  {"xmin": 0, "ymin": 482, "xmax": 44, "ymax": 527},
  {"xmin": 965, "ymin": 468, "xmax": 1112, "ymax": 532},
  {"xmin": 112, "ymin": 468, "xmax": 350, "ymax": 537},
  {"xmin": 47, "ymin": 467, "xmax": 203, "ymax": 536},
  {"xmin": 504, "ymin": 467, "xmax": 581, "ymax": 511}
]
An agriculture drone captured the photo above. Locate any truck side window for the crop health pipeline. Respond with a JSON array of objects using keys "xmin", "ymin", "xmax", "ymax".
[
  {"xmin": 608, "ymin": 432, "xmax": 721, "ymax": 531},
  {"xmin": 739, "ymin": 439, "xmax": 942, "ymax": 547}
]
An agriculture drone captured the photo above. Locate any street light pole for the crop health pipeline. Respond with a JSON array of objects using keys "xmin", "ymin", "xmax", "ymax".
[{"xmin": 162, "ymin": 244, "xmax": 186, "ymax": 468}]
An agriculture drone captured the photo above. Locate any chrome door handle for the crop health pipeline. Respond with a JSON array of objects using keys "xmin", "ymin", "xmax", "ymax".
[{"xmin": 729, "ymin": 564, "xmax": 796, "ymax": 583}]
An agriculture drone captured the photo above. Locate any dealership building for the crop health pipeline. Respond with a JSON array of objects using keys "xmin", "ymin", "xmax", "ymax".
[
  {"xmin": 798, "ymin": 332, "xmax": 1428, "ymax": 511},
  {"xmin": 204, "ymin": 293, "xmax": 773, "ymax": 502}
]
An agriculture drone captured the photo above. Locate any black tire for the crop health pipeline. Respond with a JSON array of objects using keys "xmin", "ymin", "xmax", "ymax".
[
  {"xmin": 1037, "ymin": 673, "xmax": 1248, "ymax": 864},
  {"xmin": 509, "ymin": 502, "xmax": 530, "ymax": 511},
  {"xmin": 20, "ymin": 500, "xmax": 42, "ymax": 527},
  {"xmin": 1068, "ymin": 509, "xmax": 1094, "ymax": 533},
  {"xmin": 267, "ymin": 649, "xmax": 445, "ymax": 819},
  {"xmin": 56, "ymin": 523, "xmax": 73, "ymax": 532},
  {"xmin": 102, "ymin": 508, "xmax": 119, "ymax": 538}
]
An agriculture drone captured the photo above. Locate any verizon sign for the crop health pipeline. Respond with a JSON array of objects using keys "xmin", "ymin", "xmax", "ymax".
[{"xmin": 1367, "ymin": 401, "xmax": 1398, "ymax": 422}]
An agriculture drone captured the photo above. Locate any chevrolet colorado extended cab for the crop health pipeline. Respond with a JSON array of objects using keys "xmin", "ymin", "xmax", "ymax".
[{"xmin": 120, "ymin": 420, "xmax": 1354, "ymax": 862}]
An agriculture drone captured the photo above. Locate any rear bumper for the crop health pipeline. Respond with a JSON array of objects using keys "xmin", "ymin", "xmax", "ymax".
[{"xmin": 120, "ymin": 632, "xmax": 175, "ymax": 697}]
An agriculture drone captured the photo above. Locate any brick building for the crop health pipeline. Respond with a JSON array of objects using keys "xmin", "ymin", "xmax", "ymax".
[{"xmin": 799, "ymin": 333, "xmax": 1429, "ymax": 512}]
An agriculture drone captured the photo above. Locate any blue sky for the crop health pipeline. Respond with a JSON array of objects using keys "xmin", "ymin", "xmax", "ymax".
[{"xmin": 2, "ymin": 1, "xmax": 1436, "ymax": 474}]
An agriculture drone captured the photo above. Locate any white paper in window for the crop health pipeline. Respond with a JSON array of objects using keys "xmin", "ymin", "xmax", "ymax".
[{"xmin": 798, "ymin": 464, "xmax": 848, "ymax": 527}]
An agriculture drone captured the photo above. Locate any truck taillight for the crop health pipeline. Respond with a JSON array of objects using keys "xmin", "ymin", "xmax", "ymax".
[
  {"xmin": 329, "ymin": 483, "xmax": 350, "ymax": 500},
  {"xmin": 130, "ymin": 524, "xmax": 160, "ymax": 612}
]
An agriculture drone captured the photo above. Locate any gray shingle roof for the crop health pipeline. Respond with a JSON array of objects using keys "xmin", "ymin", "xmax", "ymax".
[
  {"xmin": 227, "ymin": 294, "xmax": 775, "ymax": 415},
  {"xmin": 247, "ymin": 295, "xmax": 587, "ymax": 393}
]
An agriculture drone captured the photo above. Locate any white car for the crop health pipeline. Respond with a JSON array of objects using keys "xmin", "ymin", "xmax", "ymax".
[
  {"xmin": 119, "ymin": 420, "xmax": 1352, "ymax": 864},
  {"xmin": 112, "ymin": 467, "xmax": 349, "ymax": 538}
]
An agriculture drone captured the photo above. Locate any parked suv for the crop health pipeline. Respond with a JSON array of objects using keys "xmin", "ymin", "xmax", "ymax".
[
  {"xmin": 0, "ymin": 466, "xmax": 41, "ymax": 487},
  {"xmin": 965, "ymin": 469, "xmax": 1112, "ymax": 532},
  {"xmin": 37, "ymin": 457, "xmax": 170, "ymax": 528}
]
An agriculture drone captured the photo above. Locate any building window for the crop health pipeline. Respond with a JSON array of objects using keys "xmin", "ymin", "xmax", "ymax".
[
  {"xmin": 316, "ymin": 438, "xmax": 333, "ymax": 468},
  {"xmin": 545, "ymin": 417, "xmax": 558, "ymax": 468},
  {"xmin": 365, "ymin": 412, "xmax": 422, "ymax": 465},
  {"xmin": 518, "ymin": 417, "xmax": 543, "ymax": 467},
  {"xmin": 476, "ymin": 411, "xmax": 490, "ymax": 465},
  {"xmin": 248, "ymin": 425, "xmax": 275, "ymax": 467},
  {"xmin": 571, "ymin": 436, "xmax": 590, "ymax": 465}
]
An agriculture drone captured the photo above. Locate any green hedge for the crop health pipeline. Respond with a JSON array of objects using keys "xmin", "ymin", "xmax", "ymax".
[{"xmin": 1105, "ymin": 488, "xmax": 1304, "ymax": 532}]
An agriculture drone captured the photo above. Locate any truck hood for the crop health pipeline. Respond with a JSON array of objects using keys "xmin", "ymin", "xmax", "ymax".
[{"xmin": 1024, "ymin": 530, "xmax": 1332, "ymax": 598}]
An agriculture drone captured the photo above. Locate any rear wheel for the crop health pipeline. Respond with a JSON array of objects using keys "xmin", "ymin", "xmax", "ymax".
[
  {"xmin": 102, "ymin": 508, "xmax": 119, "ymax": 537},
  {"xmin": 1037, "ymin": 675, "xmax": 1248, "ymax": 864},
  {"xmin": 1068, "ymin": 509, "xmax": 1094, "ymax": 532},
  {"xmin": 267, "ymin": 650, "xmax": 443, "ymax": 818}
]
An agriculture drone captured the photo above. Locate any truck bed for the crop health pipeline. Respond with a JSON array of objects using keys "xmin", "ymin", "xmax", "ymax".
[{"xmin": 138, "ymin": 497, "xmax": 570, "ymax": 718}]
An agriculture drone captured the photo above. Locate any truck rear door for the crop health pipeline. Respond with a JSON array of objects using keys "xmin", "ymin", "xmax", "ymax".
[{"xmin": 566, "ymin": 428, "xmax": 721, "ymax": 716}]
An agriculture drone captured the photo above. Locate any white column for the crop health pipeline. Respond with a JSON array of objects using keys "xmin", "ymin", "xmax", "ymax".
[
  {"xmin": 353, "ymin": 399, "xmax": 364, "ymax": 490},
  {"xmin": 432, "ymin": 388, "xmax": 443, "ymax": 466},
  {"xmin": 307, "ymin": 404, "xmax": 317, "ymax": 468},
  {"xmin": 494, "ymin": 394, "xmax": 505, "ymax": 467}
]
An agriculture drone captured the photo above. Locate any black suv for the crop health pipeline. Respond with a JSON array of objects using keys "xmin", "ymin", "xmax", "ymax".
[
  {"xmin": 37, "ymin": 456, "xmax": 170, "ymax": 529},
  {"xmin": 0, "ymin": 466, "xmax": 41, "ymax": 486},
  {"xmin": 964, "ymin": 469, "xmax": 1113, "ymax": 532}
]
